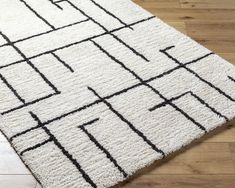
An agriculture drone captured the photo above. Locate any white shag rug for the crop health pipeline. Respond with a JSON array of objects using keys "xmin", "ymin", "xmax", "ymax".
[{"xmin": 0, "ymin": 0, "xmax": 235, "ymax": 187}]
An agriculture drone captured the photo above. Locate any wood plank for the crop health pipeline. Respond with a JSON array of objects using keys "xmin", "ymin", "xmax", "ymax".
[
  {"xmin": 0, "ymin": 175, "xmax": 36, "ymax": 188},
  {"xmin": 0, "ymin": 143, "xmax": 30, "ymax": 175},
  {"xmin": 118, "ymin": 175, "xmax": 235, "ymax": 188},
  {"xmin": 195, "ymin": 40, "xmax": 235, "ymax": 53},
  {"xmin": 133, "ymin": 0, "xmax": 181, "ymax": 8},
  {"xmin": 185, "ymin": 22, "xmax": 235, "ymax": 53},
  {"xmin": 180, "ymin": 0, "xmax": 235, "ymax": 9},
  {"xmin": 186, "ymin": 22, "xmax": 235, "ymax": 40},
  {"xmin": 144, "ymin": 8, "xmax": 235, "ymax": 22},
  {"xmin": 146, "ymin": 143, "xmax": 235, "ymax": 175},
  {"xmin": 165, "ymin": 21, "xmax": 187, "ymax": 34},
  {"xmin": 229, "ymin": 143, "xmax": 235, "ymax": 171},
  {"xmin": 218, "ymin": 53, "xmax": 235, "ymax": 65},
  {"xmin": 202, "ymin": 124, "xmax": 235, "ymax": 143}
]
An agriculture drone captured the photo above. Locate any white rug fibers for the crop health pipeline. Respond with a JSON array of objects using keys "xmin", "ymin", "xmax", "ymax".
[{"xmin": 0, "ymin": 0, "xmax": 235, "ymax": 187}]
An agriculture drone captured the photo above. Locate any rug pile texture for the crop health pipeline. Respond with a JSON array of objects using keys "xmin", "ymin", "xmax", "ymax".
[{"xmin": 0, "ymin": 0, "xmax": 235, "ymax": 187}]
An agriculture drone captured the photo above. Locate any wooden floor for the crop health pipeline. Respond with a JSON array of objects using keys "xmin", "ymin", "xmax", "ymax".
[{"xmin": 1, "ymin": 0, "xmax": 235, "ymax": 187}]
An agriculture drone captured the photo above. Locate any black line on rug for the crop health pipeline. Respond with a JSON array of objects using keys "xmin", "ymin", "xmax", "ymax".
[
  {"xmin": 89, "ymin": 0, "xmax": 133, "ymax": 30},
  {"xmin": 66, "ymin": 0, "xmax": 149, "ymax": 62},
  {"xmin": 0, "ymin": 73, "xmax": 25, "ymax": 103},
  {"xmin": 91, "ymin": 40, "xmax": 207, "ymax": 133},
  {"xmin": 79, "ymin": 118, "xmax": 99, "ymax": 127},
  {"xmin": 190, "ymin": 92, "xmax": 229, "ymax": 122},
  {"xmin": 54, "ymin": 0, "xmax": 67, "ymax": 3},
  {"xmin": 79, "ymin": 118, "xmax": 128, "ymax": 178},
  {"xmin": 18, "ymin": 0, "xmax": 55, "ymax": 29},
  {"xmin": 1, "ymin": 92, "xmax": 60, "ymax": 115},
  {"xmin": 20, "ymin": 138, "xmax": 53, "ymax": 155},
  {"xmin": 146, "ymin": 53, "xmax": 214, "ymax": 82},
  {"xmin": 160, "ymin": 46, "xmax": 234, "ymax": 102},
  {"xmin": 0, "ymin": 19, "xmax": 90, "ymax": 48},
  {"xmin": 145, "ymin": 84, "xmax": 207, "ymax": 133},
  {"xmin": 51, "ymin": 52, "xmax": 74, "ymax": 72},
  {"xmin": 87, "ymin": 86, "xmax": 165, "ymax": 157},
  {"xmin": 149, "ymin": 91, "xmax": 229, "ymax": 122},
  {"xmin": 48, "ymin": 0, "xmax": 63, "ymax": 10},
  {"xmin": 29, "ymin": 112, "xmax": 97, "ymax": 188},
  {"xmin": 228, "ymin": 75, "xmax": 235, "ymax": 83},
  {"xmin": 149, "ymin": 92, "xmax": 189, "ymax": 110},
  {"xmin": 9, "ymin": 100, "xmax": 101, "ymax": 141},
  {"xmin": 184, "ymin": 52, "xmax": 214, "ymax": 66},
  {"xmin": 0, "ymin": 31, "xmax": 60, "ymax": 94},
  {"xmin": 0, "ymin": 16, "xmax": 154, "ymax": 70}
]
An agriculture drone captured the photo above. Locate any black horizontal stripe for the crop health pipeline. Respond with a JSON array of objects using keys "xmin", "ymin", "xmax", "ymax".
[{"xmin": 20, "ymin": 138, "xmax": 53, "ymax": 155}]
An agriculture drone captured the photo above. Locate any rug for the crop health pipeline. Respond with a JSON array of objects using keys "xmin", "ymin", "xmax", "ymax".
[{"xmin": 0, "ymin": 0, "xmax": 235, "ymax": 187}]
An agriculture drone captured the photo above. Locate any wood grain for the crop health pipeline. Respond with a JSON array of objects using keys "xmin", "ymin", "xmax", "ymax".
[{"xmin": 1, "ymin": 0, "xmax": 235, "ymax": 188}]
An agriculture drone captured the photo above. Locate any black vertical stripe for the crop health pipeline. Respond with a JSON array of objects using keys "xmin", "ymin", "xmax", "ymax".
[
  {"xmin": 79, "ymin": 118, "xmax": 128, "ymax": 178},
  {"xmin": 0, "ymin": 73, "xmax": 25, "ymax": 103},
  {"xmin": 51, "ymin": 52, "xmax": 74, "ymax": 72},
  {"xmin": 18, "ymin": 0, "xmax": 55, "ymax": 29}
]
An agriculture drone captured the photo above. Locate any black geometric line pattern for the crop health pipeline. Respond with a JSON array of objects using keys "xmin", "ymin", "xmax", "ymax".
[
  {"xmin": 0, "ymin": 31, "xmax": 60, "ymax": 94},
  {"xmin": 0, "ymin": 16, "xmax": 154, "ymax": 116},
  {"xmin": 19, "ymin": 0, "xmax": 56, "ymax": 29},
  {"xmin": 160, "ymin": 46, "xmax": 234, "ymax": 102},
  {"xmin": 88, "ymin": 86, "xmax": 166, "ymax": 157},
  {"xmin": 8, "ymin": 47, "xmax": 227, "ymax": 140},
  {"xmin": 149, "ymin": 91, "xmax": 229, "ymax": 122},
  {"xmin": 91, "ymin": 40, "xmax": 207, "ymax": 133},
  {"xmin": 65, "ymin": 0, "xmax": 149, "ymax": 62},
  {"xmin": 29, "ymin": 111, "xmax": 97, "ymax": 188},
  {"xmin": 0, "ymin": 16, "xmax": 154, "ymax": 70},
  {"xmin": 0, "ymin": 1, "xmax": 234, "ymax": 187},
  {"xmin": 78, "ymin": 118, "xmax": 128, "ymax": 178}
]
